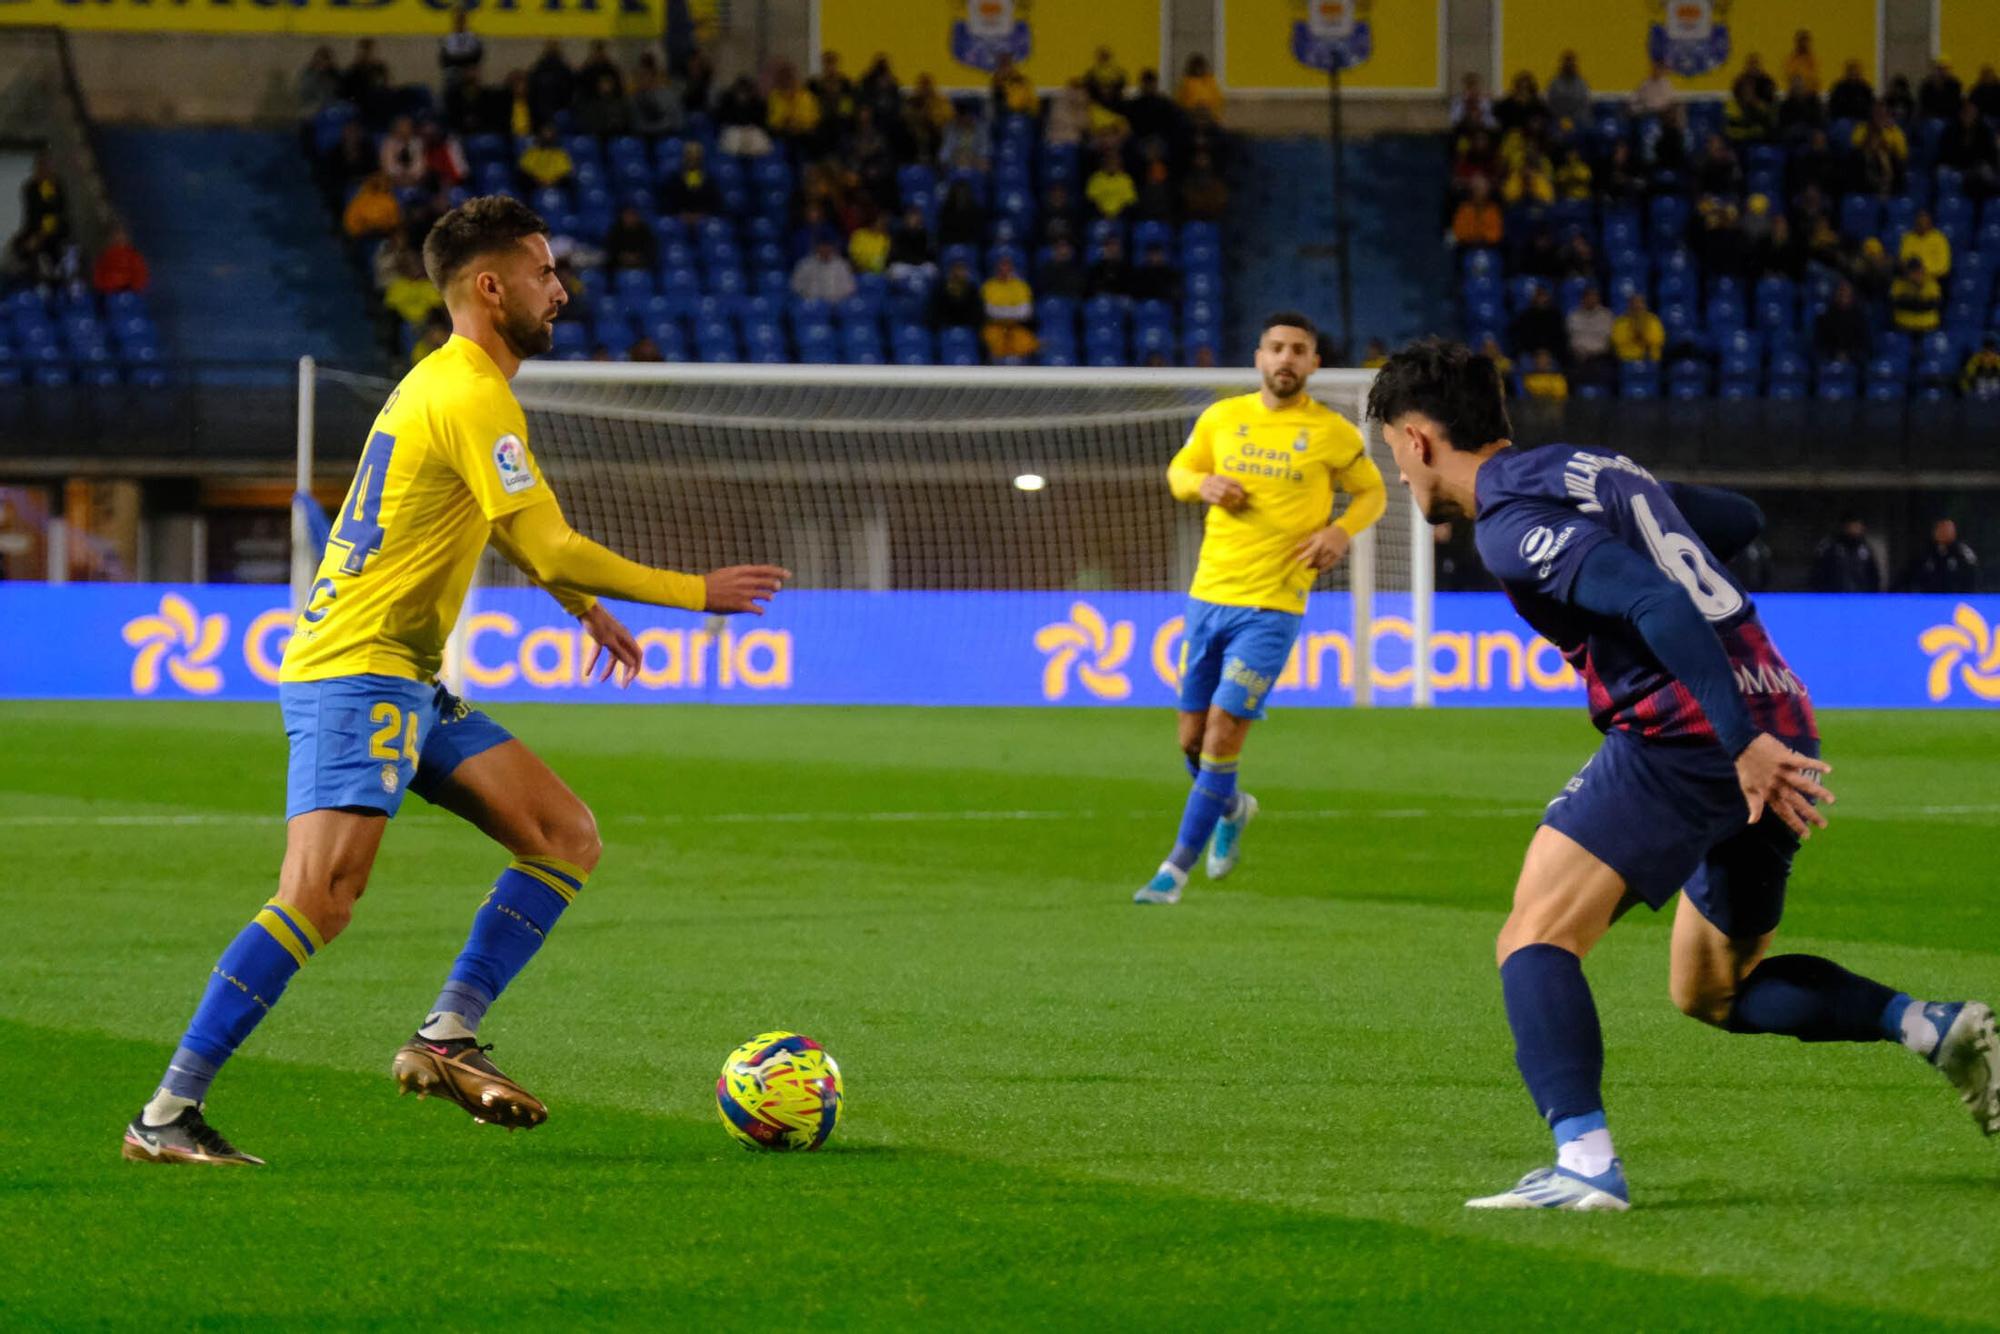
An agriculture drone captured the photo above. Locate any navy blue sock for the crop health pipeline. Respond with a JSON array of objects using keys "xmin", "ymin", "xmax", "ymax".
[
  {"xmin": 1725, "ymin": 954, "xmax": 1899, "ymax": 1043},
  {"xmin": 1500, "ymin": 943, "xmax": 1605, "ymax": 1126},
  {"xmin": 156, "ymin": 899, "xmax": 323, "ymax": 1108},
  {"xmin": 431, "ymin": 857, "xmax": 585, "ymax": 1032},
  {"xmin": 1166, "ymin": 752, "xmax": 1238, "ymax": 871}
]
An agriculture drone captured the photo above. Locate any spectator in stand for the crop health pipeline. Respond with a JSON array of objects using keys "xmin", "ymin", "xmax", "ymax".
[
  {"xmin": 422, "ymin": 122, "xmax": 468, "ymax": 191},
  {"xmin": 631, "ymin": 54, "xmax": 686, "ymax": 137},
  {"xmin": 1973, "ymin": 65, "xmax": 2000, "ymax": 120},
  {"xmin": 1124, "ymin": 70, "xmax": 1178, "ymax": 148},
  {"xmin": 793, "ymin": 198, "xmax": 840, "ymax": 258},
  {"xmin": 1826, "ymin": 59, "xmax": 1875, "ymax": 121},
  {"xmin": 518, "ymin": 125, "xmax": 574, "ymax": 188},
  {"xmin": 1790, "ymin": 126, "xmax": 1840, "ymax": 197},
  {"xmin": 1361, "ymin": 338, "xmax": 1389, "ymax": 369},
  {"xmin": 768, "ymin": 63, "xmax": 823, "ymax": 152},
  {"xmin": 929, "ymin": 259, "xmax": 984, "ymax": 330},
  {"xmin": 716, "ymin": 76, "xmax": 774, "ymax": 157},
  {"xmin": 791, "ymin": 237, "xmax": 857, "ymax": 304},
  {"xmin": 845, "ymin": 105, "xmax": 897, "ymax": 208},
  {"xmin": 1565, "ymin": 284, "xmax": 1615, "ymax": 385},
  {"xmin": 1084, "ymin": 46, "xmax": 1128, "ymax": 108},
  {"xmin": 1612, "ymin": 293, "xmax": 1664, "ymax": 362},
  {"xmin": 576, "ymin": 41, "xmax": 621, "ymax": 97},
  {"xmin": 1645, "ymin": 104, "xmax": 1692, "ymax": 176},
  {"xmin": 604, "ymin": 206, "xmax": 657, "ymax": 272},
  {"xmin": 1693, "ymin": 196, "xmax": 1747, "ymax": 279},
  {"xmin": 1046, "ymin": 79, "xmax": 1091, "ymax": 148},
  {"xmin": 843, "ymin": 209, "xmax": 887, "ymax": 274},
  {"xmin": 502, "ymin": 70, "xmax": 534, "ymax": 137},
  {"xmin": 1450, "ymin": 73, "xmax": 1498, "ymax": 137},
  {"xmin": 1885, "ymin": 73, "xmax": 1916, "ymax": 122},
  {"xmin": 527, "ymin": 41, "xmax": 576, "ymax": 128},
  {"xmin": 1727, "ymin": 54, "xmax": 1778, "ymax": 140},
  {"xmin": 1129, "ymin": 243, "xmax": 1182, "ymax": 304},
  {"xmin": 378, "ymin": 116, "xmax": 425, "ymax": 190},
  {"xmin": 411, "ymin": 311, "xmax": 450, "ymax": 366},
  {"xmin": 1961, "ymin": 335, "xmax": 2000, "ymax": 400},
  {"xmin": 936, "ymin": 178, "xmax": 985, "ymax": 247},
  {"xmin": 1451, "ymin": 127, "xmax": 1497, "ymax": 198},
  {"xmin": 90, "ymin": 223, "xmax": 149, "ymax": 295},
  {"xmin": 1693, "ymin": 133, "xmax": 1743, "ymax": 195},
  {"xmin": 1598, "ymin": 140, "xmax": 1645, "ymax": 204},
  {"xmin": 322, "ymin": 120, "xmax": 375, "ymax": 205},
  {"xmin": 1178, "ymin": 54, "xmax": 1223, "ymax": 125},
  {"xmin": 1900, "ymin": 209, "xmax": 1951, "ymax": 280},
  {"xmin": 1039, "ymin": 236, "xmax": 1085, "ymax": 300},
  {"xmin": 1509, "ymin": 284, "xmax": 1568, "ymax": 363},
  {"xmin": 1854, "ymin": 117, "xmax": 1904, "ymax": 197},
  {"xmin": 1523, "ymin": 349, "xmax": 1569, "ymax": 399},
  {"xmin": 979, "ymin": 254, "xmax": 1037, "ymax": 362},
  {"xmin": 1810, "ymin": 515, "xmax": 1883, "ymax": 591},
  {"xmin": 1940, "ymin": 101, "xmax": 1999, "ymax": 198},
  {"xmin": 1132, "ymin": 139, "xmax": 1174, "ymax": 219},
  {"xmin": 629, "ymin": 336, "xmax": 664, "ymax": 363},
  {"xmin": 297, "ymin": 46, "xmax": 342, "ymax": 121},
  {"xmin": 575, "ymin": 71, "xmax": 633, "ymax": 137},
  {"xmin": 1477, "ymin": 333, "xmax": 1514, "ymax": 385},
  {"xmin": 1087, "ymin": 234, "xmax": 1131, "ymax": 297},
  {"xmin": 1743, "ymin": 193, "xmax": 1794, "ymax": 278},
  {"xmin": 342, "ymin": 38, "xmax": 391, "ymax": 118},
  {"xmin": 661, "ymin": 141, "xmax": 720, "ymax": 222},
  {"xmin": 1494, "ymin": 71, "xmax": 1546, "ymax": 134},
  {"xmin": 1854, "ymin": 100, "xmax": 1909, "ymax": 158},
  {"xmin": 1451, "ymin": 174, "xmax": 1503, "ymax": 248},
  {"xmin": 383, "ymin": 249, "xmax": 443, "ymax": 329},
  {"xmin": 1784, "ymin": 29, "xmax": 1818, "ymax": 94},
  {"xmin": 1814, "ymin": 281, "xmax": 1871, "ymax": 364},
  {"xmin": 1920, "ymin": 58, "xmax": 1963, "ymax": 122},
  {"xmin": 812, "ymin": 51, "xmax": 860, "ymax": 142},
  {"xmin": 1546, "ymin": 51, "xmax": 1590, "ymax": 129},
  {"xmin": 342, "ymin": 172, "xmax": 402, "ymax": 239},
  {"xmin": 1902, "ymin": 518, "xmax": 1980, "ymax": 592},
  {"xmin": 1632, "ymin": 60, "xmax": 1675, "ymax": 116},
  {"xmin": 1850, "ymin": 236, "xmax": 1895, "ymax": 305},
  {"xmin": 681, "ymin": 48, "xmax": 715, "ymax": 115},
  {"xmin": 1180, "ymin": 149, "xmax": 1228, "ymax": 220},
  {"xmin": 440, "ymin": 11, "xmax": 482, "ymax": 88},
  {"xmin": 1502, "ymin": 142, "xmax": 1555, "ymax": 206},
  {"xmin": 443, "ymin": 69, "xmax": 493, "ymax": 135},
  {"xmin": 859, "ymin": 55, "xmax": 902, "ymax": 123},
  {"xmin": 1890, "ymin": 257, "xmax": 1942, "ymax": 333},
  {"xmin": 902, "ymin": 73, "xmax": 954, "ymax": 162},
  {"xmin": 1554, "ymin": 146, "xmax": 1593, "ymax": 201},
  {"xmin": 1775, "ymin": 75, "xmax": 1825, "ymax": 145},
  {"xmin": 1085, "ymin": 151, "xmax": 1137, "ymax": 220},
  {"xmin": 939, "ymin": 102, "xmax": 991, "ymax": 173},
  {"xmin": 992, "ymin": 54, "xmax": 1038, "ymax": 117},
  {"xmin": 885, "ymin": 205, "xmax": 936, "ymax": 283}
]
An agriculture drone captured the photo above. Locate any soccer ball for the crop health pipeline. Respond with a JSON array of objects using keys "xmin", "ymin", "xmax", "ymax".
[{"xmin": 715, "ymin": 1031, "xmax": 843, "ymax": 1151}]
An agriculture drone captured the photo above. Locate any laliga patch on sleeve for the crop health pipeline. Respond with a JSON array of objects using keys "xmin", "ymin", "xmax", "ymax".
[{"xmin": 493, "ymin": 434, "xmax": 537, "ymax": 494}]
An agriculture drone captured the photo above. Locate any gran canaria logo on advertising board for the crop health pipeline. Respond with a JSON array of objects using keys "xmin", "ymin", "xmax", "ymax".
[
  {"xmin": 121, "ymin": 593, "xmax": 228, "ymax": 696},
  {"xmin": 1919, "ymin": 603, "xmax": 2000, "ymax": 702},
  {"xmin": 949, "ymin": 0, "xmax": 1030, "ymax": 73},
  {"xmin": 1033, "ymin": 601, "xmax": 1135, "ymax": 701}
]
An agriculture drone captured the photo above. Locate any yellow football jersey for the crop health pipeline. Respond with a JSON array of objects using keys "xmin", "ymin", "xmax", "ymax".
[
  {"xmin": 281, "ymin": 336, "xmax": 556, "ymax": 684},
  {"xmin": 1168, "ymin": 392, "xmax": 1385, "ymax": 614}
]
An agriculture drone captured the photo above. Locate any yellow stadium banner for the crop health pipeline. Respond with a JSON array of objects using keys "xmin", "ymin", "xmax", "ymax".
[
  {"xmin": 1938, "ymin": 0, "xmax": 2000, "ymax": 79},
  {"xmin": 0, "ymin": 0, "xmax": 662, "ymax": 38},
  {"xmin": 1497, "ymin": 0, "xmax": 1880, "ymax": 97},
  {"xmin": 813, "ymin": 0, "xmax": 1165, "ymax": 92},
  {"xmin": 1218, "ymin": 0, "xmax": 1441, "ymax": 94}
]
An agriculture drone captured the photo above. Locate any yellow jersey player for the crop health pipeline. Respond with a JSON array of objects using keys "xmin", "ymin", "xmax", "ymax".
[
  {"xmin": 122, "ymin": 197, "xmax": 788, "ymax": 1166},
  {"xmin": 1133, "ymin": 312, "xmax": 1387, "ymax": 905}
]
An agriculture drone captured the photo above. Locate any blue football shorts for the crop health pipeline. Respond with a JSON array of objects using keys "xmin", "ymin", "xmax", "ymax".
[
  {"xmin": 279, "ymin": 674, "xmax": 515, "ymax": 821},
  {"xmin": 1541, "ymin": 727, "xmax": 1819, "ymax": 939},
  {"xmin": 1176, "ymin": 599, "xmax": 1304, "ymax": 722}
]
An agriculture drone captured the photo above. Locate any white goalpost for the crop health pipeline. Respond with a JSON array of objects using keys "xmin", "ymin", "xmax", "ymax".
[{"xmin": 297, "ymin": 361, "xmax": 1435, "ymax": 706}]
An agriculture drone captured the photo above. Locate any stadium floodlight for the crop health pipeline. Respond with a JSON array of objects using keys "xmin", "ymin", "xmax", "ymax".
[{"xmin": 299, "ymin": 361, "xmax": 1433, "ymax": 706}]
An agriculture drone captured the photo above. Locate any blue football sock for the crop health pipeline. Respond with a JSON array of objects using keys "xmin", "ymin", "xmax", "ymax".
[
  {"xmin": 155, "ymin": 899, "xmax": 323, "ymax": 1109},
  {"xmin": 428, "ymin": 857, "xmax": 586, "ymax": 1034},
  {"xmin": 1724, "ymin": 954, "xmax": 1898, "ymax": 1043},
  {"xmin": 1166, "ymin": 752, "xmax": 1238, "ymax": 872},
  {"xmin": 1501, "ymin": 943, "xmax": 1606, "ymax": 1127}
]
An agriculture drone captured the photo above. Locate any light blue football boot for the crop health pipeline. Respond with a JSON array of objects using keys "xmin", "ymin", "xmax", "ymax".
[
  {"xmin": 1205, "ymin": 792, "xmax": 1258, "ymax": 880},
  {"xmin": 1132, "ymin": 863, "xmax": 1187, "ymax": 906},
  {"xmin": 1465, "ymin": 1160, "xmax": 1631, "ymax": 1212}
]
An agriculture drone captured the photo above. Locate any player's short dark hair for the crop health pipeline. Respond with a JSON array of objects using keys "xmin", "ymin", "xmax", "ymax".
[
  {"xmin": 1260, "ymin": 310, "xmax": 1319, "ymax": 342},
  {"xmin": 422, "ymin": 195, "xmax": 548, "ymax": 290},
  {"xmin": 1365, "ymin": 336, "xmax": 1513, "ymax": 451}
]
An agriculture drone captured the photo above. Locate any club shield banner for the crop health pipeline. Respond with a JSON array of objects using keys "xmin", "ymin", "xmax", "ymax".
[{"xmin": 2, "ymin": 585, "xmax": 1996, "ymax": 709}]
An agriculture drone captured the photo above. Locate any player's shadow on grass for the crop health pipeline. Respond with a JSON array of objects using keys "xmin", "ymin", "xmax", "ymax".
[{"xmin": 1642, "ymin": 1171, "xmax": 1998, "ymax": 1210}]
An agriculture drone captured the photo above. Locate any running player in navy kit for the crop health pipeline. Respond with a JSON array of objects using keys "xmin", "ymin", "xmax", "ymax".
[{"xmin": 1367, "ymin": 339, "xmax": 1999, "ymax": 1210}]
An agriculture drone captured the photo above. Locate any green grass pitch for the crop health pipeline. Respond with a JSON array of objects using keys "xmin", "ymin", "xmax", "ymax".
[{"xmin": 1, "ymin": 701, "xmax": 1995, "ymax": 1330}]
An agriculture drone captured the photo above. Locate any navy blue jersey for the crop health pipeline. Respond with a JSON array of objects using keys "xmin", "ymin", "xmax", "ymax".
[{"xmin": 1473, "ymin": 445, "xmax": 1815, "ymax": 745}]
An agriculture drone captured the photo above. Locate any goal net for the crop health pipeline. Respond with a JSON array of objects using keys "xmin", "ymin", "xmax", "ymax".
[{"xmin": 298, "ymin": 363, "xmax": 1434, "ymax": 707}]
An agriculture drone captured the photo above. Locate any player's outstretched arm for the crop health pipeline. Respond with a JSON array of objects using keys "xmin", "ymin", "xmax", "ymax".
[
  {"xmin": 491, "ymin": 500, "xmax": 789, "ymax": 614},
  {"xmin": 1665, "ymin": 482, "xmax": 1764, "ymax": 563}
]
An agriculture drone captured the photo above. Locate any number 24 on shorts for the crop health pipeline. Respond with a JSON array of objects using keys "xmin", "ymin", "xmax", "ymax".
[{"xmin": 368, "ymin": 702, "xmax": 420, "ymax": 762}]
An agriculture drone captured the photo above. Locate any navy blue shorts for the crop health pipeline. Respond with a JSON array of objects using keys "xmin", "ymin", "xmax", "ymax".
[
  {"xmin": 1176, "ymin": 599, "xmax": 1303, "ymax": 721},
  {"xmin": 280, "ymin": 675, "xmax": 514, "ymax": 821},
  {"xmin": 1541, "ymin": 728, "xmax": 1816, "ymax": 939}
]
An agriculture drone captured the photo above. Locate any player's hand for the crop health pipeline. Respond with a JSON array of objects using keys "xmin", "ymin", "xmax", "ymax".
[
  {"xmin": 703, "ymin": 564, "xmax": 790, "ymax": 614},
  {"xmin": 1293, "ymin": 525, "xmax": 1352, "ymax": 571},
  {"xmin": 579, "ymin": 603, "xmax": 641, "ymax": 687},
  {"xmin": 1198, "ymin": 475, "xmax": 1249, "ymax": 512},
  {"xmin": 1735, "ymin": 733, "xmax": 1834, "ymax": 838}
]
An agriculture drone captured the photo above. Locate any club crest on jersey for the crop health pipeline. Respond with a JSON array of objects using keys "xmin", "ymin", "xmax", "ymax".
[
  {"xmin": 1291, "ymin": 429, "xmax": 1309, "ymax": 452},
  {"xmin": 380, "ymin": 764, "xmax": 400, "ymax": 794},
  {"xmin": 493, "ymin": 434, "xmax": 536, "ymax": 494}
]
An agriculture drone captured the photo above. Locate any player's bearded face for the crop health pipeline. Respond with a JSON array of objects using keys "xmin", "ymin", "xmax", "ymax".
[
  {"xmin": 493, "ymin": 237, "xmax": 564, "ymax": 359},
  {"xmin": 497, "ymin": 286, "xmax": 555, "ymax": 358},
  {"xmin": 1256, "ymin": 329, "xmax": 1317, "ymax": 398}
]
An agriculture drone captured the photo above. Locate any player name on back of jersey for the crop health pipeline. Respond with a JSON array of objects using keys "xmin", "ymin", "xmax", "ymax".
[{"xmin": 1562, "ymin": 449, "xmax": 1654, "ymax": 514}]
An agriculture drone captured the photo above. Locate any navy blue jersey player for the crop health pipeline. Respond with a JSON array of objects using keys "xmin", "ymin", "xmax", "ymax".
[{"xmin": 1367, "ymin": 339, "xmax": 1999, "ymax": 1211}]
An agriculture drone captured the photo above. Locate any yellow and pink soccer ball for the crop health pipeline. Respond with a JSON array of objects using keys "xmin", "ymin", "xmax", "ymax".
[{"xmin": 715, "ymin": 1032, "xmax": 843, "ymax": 1151}]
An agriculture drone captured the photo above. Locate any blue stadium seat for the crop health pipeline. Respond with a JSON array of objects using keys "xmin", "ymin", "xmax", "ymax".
[
  {"xmin": 939, "ymin": 326, "xmax": 980, "ymax": 366},
  {"xmin": 1718, "ymin": 376, "xmax": 1757, "ymax": 401},
  {"xmin": 1840, "ymin": 194, "xmax": 1881, "ymax": 242},
  {"xmin": 1460, "ymin": 247, "xmax": 1501, "ymax": 279},
  {"xmin": 1619, "ymin": 363, "xmax": 1660, "ymax": 400},
  {"xmin": 1508, "ymin": 275, "xmax": 1546, "ymax": 310},
  {"xmin": 1767, "ymin": 377, "xmax": 1806, "ymax": 401},
  {"xmin": 1039, "ymin": 297, "xmax": 1077, "ymax": 339},
  {"xmin": 841, "ymin": 324, "xmax": 885, "ymax": 364}
]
